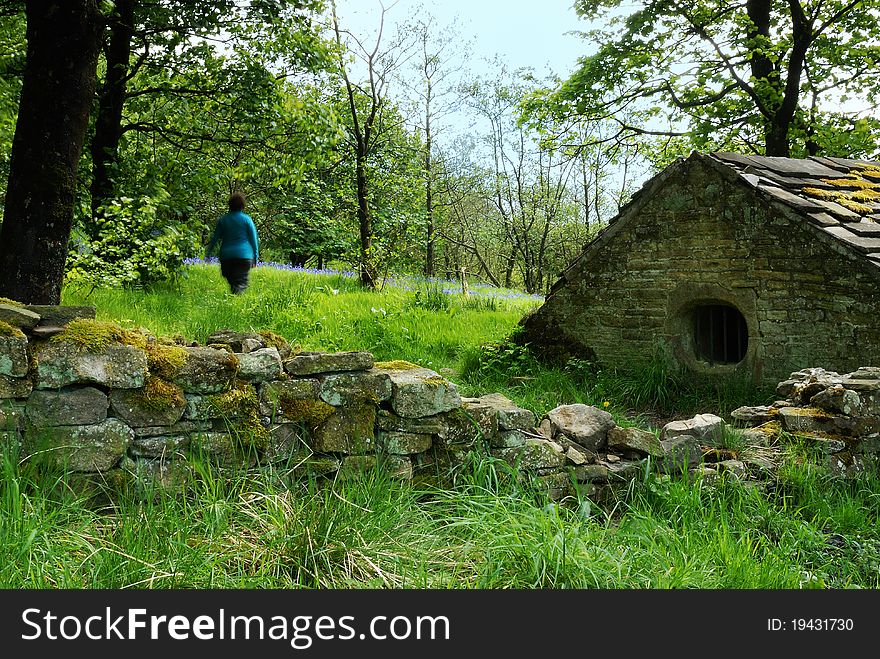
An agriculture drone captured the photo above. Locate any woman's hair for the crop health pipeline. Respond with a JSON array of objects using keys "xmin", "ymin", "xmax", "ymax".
[{"xmin": 228, "ymin": 192, "xmax": 246, "ymax": 212}]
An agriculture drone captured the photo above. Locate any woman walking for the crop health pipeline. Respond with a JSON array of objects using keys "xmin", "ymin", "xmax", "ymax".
[{"xmin": 206, "ymin": 192, "xmax": 260, "ymax": 294}]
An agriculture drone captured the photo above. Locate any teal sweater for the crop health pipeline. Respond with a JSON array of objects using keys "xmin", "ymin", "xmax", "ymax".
[{"xmin": 207, "ymin": 210, "xmax": 259, "ymax": 262}]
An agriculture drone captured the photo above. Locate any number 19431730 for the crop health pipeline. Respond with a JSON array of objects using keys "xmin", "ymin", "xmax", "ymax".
[{"xmin": 768, "ymin": 618, "xmax": 854, "ymax": 631}]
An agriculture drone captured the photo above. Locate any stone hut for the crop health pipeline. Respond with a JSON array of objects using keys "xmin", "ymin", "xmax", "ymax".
[{"xmin": 519, "ymin": 151, "xmax": 880, "ymax": 386}]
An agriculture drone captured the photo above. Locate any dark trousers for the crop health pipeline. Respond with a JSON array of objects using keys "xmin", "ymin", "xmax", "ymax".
[{"xmin": 220, "ymin": 258, "xmax": 252, "ymax": 294}]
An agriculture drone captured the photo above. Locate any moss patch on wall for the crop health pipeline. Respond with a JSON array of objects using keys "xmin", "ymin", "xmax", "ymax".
[
  {"xmin": 258, "ymin": 330, "xmax": 291, "ymax": 353},
  {"xmin": 141, "ymin": 376, "xmax": 187, "ymax": 412},
  {"xmin": 375, "ymin": 360, "xmax": 421, "ymax": 370},
  {"xmin": 0, "ymin": 320, "xmax": 25, "ymax": 337},
  {"xmin": 146, "ymin": 343, "xmax": 189, "ymax": 379},
  {"xmin": 281, "ymin": 397, "xmax": 335, "ymax": 429},
  {"xmin": 52, "ymin": 319, "xmax": 148, "ymax": 352},
  {"xmin": 208, "ymin": 381, "xmax": 269, "ymax": 451}
]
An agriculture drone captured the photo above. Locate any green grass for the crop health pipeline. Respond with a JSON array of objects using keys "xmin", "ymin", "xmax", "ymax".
[
  {"xmin": 3, "ymin": 445, "xmax": 877, "ymax": 588},
  {"xmin": 1, "ymin": 263, "xmax": 874, "ymax": 589},
  {"xmin": 62, "ymin": 264, "xmax": 534, "ymax": 378}
]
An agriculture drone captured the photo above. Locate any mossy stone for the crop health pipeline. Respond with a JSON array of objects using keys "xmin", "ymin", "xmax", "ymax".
[{"xmin": 312, "ymin": 404, "xmax": 376, "ymax": 454}]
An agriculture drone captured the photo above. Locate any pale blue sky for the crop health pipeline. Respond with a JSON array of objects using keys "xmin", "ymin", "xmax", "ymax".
[{"xmin": 330, "ymin": 0, "xmax": 590, "ymax": 79}]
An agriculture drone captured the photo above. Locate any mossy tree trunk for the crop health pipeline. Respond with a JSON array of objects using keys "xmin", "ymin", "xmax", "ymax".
[{"xmin": 0, "ymin": 0, "xmax": 102, "ymax": 304}]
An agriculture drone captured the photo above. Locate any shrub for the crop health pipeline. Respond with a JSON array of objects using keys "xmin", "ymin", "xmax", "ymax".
[{"xmin": 66, "ymin": 190, "xmax": 199, "ymax": 290}]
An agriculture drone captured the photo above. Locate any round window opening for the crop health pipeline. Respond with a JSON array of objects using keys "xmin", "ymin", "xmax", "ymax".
[{"xmin": 692, "ymin": 304, "xmax": 748, "ymax": 365}]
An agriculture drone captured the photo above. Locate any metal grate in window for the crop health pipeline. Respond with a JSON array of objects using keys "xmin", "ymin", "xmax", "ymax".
[{"xmin": 693, "ymin": 304, "xmax": 748, "ymax": 365}]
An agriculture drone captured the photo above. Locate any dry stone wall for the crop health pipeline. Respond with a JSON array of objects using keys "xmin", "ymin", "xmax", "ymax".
[{"xmin": 1, "ymin": 302, "xmax": 878, "ymax": 501}]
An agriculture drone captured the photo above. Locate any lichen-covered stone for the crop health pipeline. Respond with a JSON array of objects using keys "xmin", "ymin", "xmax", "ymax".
[
  {"xmin": 848, "ymin": 367, "xmax": 880, "ymax": 380},
  {"xmin": 33, "ymin": 341, "xmax": 148, "ymax": 389},
  {"xmin": 661, "ymin": 413, "xmax": 725, "ymax": 445},
  {"xmin": 718, "ymin": 460, "xmax": 748, "ymax": 479},
  {"xmin": 545, "ymin": 404, "xmax": 614, "ymax": 452},
  {"xmin": 189, "ymin": 431, "xmax": 241, "ymax": 464},
  {"xmin": 602, "ymin": 458, "xmax": 647, "ymax": 480},
  {"xmin": 787, "ymin": 431, "xmax": 848, "ymax": 454},
  {"xmin": 436, "ymin": 404, "xmax": 498, "ymax": 448},
  {"xmin": 183, "ymin": 394, "xmax": 217, "ymax": 421},
  {"xmin": 573, "ymin": 464, "xmax": 609, "ymax": 483},
  {"xmin": 1, "ymin": 430, "xmax": 20, "ymax": 450},
  {"xmin": 206, "ymin": 329, "xmax": 266, "ymax": 353},
  {"xmin": 776, "ymin": 406, "xmax": 875, "ymax": 436},
  {"xmin": 382, "ymin": 454, "xmax": 413, "ymax": 480},
  {"xmin": 739, "ymin": 426, "xmax": 778, "ymax": 447},
  {"xmin": 555, "ymin": 434, "xmax": 599, "ymax": 462},
  {"xmin": 23, "ymin": 418, "xmax": 132, "ymax": 471},
  {"xmin": 376, "ymin": 366, "xmax": 461, "ymax": 418},
  {"xmin": 779, "ymin": 369, "xmax": 847, "ymax": 405},
  {"xmin": 264, "ymin": 423, "xmax": 309, "ymax": 463},
  {"xmin": 0, "ymin": 304, "xmax": 40, "ymax": 330},
  {"xmin": 64, "ymin": 465, "xmax": 137, "ymax": 502},
  {"xmin": 24, "ymin": 305, "xmax": 95, "ymax": 327},
  {"xmin": 0, "ymin": 373, "xmax": 32, "ymax": 399},
  {"xmin": 26, "ymin": 386, "xmax": 108, "ymax": 426},
  {"xmin": 376, "ymin": 409, "xmax": 445, "ymax": 435},
  {"xmin": 529, "ymin": 471, "xmax": 573, "ymax": 500},
  {"xmin": 493, "ymin": 438, "xmax": 565, "ymax": 470},
  {"xmin": 282, "ymin": 451, "xmax": 341, "ymax": 478},
  {"xmin": 860, "ymin": 391, "xmax": 880, "ymax": 415},
  {"xmin": 469, "ymin": 393, "xmax": 535, "ymax": 430},
  {"xmin": 730, "ymin": 405, "xmax": 777, "ymax": 427},
  {"xmin": 126, "ymin": 457, "xmax": 191, "ymax": 495},
  {"xmin": 0, "ymin": 333, "xmax": 28, "ymax": 377},
  {"xmin": 319, "ymin": 369, "xmax": 391, "ymax": 406},
  {"xmin": 311, "ymin": 404, "xmax": 376, "ymax": 454},
  {"xmin": 376, "ymin": 430, "xmax": 432, "ymax": 455},
  {"xmin": 565, "ymin": 446, "xmax": 588, "ymax": 465},
  {"xmin": 109, "ymin": 380, "xmax": 187, "ymax": 427},
  {"xmin": 235, "ymin": 347, "xmax": 283, "ymax": 383},
  {"xmin": 825, "ymin": 451, "xmax": 872, "ymax": 478},
  {"xmin": 809, "ymin": 385, "xmax": 861, "ymax": 416},
  {"xmin": 129, "ymin": 435, "xmax": 191, "ymax": 459},
  {"xmin": 0, "ymin": 401, "xmax": 24, "ymax": 431},
  {"xmin": 171, "ymin": 346, "xmax": 239, "ymax": 394},
  {"xmin": 490, "ymin": 429, "xmax": 527, "ymax": 448},
  {"xmin": 132, "ymin": 420, "xmax": 210, "ymax": 437},
  {"xmin": 285, "ymin": 351, "xmax": 374, "ymax": 376},
  {"xmin": 607, "ymin": 426, "xmax": 664, "ymax": 458},
  {"xmin": 414, "ymin": 445, "xmax": 474, "ymax": 473},
  {"xmin": 259, "ymin": 378, "xmax": 321, "ymax": 420},
  {"xmin": 658, "ymin": 435, "xmax": 702, "ymax": 474},
  {"xmin": 854, "ymin": 434, "xmax": 880, "ymax": 454},
  {"xmin": 337, "ymin": 454, "xmax": 378, "ymax": 478}
]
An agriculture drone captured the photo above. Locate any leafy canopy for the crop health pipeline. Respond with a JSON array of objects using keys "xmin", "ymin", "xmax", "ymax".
[{"xmin": 544, "ymin": 0, "xmax": 880, "ymax": 158}]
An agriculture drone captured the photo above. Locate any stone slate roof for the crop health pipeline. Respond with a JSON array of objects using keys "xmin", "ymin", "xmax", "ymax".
[{"xmin": 705, "ymin": 152, "xmax": 880, "ymax": 264}]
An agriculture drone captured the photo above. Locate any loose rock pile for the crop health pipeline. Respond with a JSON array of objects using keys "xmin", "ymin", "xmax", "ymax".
[
  {"xmin": 731, "ymin": 367, "xmax": 880, "ymax": 477},
  {"xmin": 1, "ymin": 302, "xmax": 877, "ymax": 501}
]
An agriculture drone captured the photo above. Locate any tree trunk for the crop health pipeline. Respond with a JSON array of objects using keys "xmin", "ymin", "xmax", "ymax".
[
  {"xmin": 355, "ymin": 146, "xmax": 375, "ymax": 288},
  {"xmin": 424, "ymin": 78, "xmax": 434, "ymax": 277},
  {"xmin": 89, "ymin": 0, "xmax": 134, "ymax": 224},
  {"xmin": 747, "ymin": 0, "xmax": 808, "ymax": 157},
  {"xmin": 504, "ymin": 246, "xmax": 514, "ymax": 289},
  {"xmin": 0, "ymin": 0, "xmax": 102, "ymax": 304}
]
